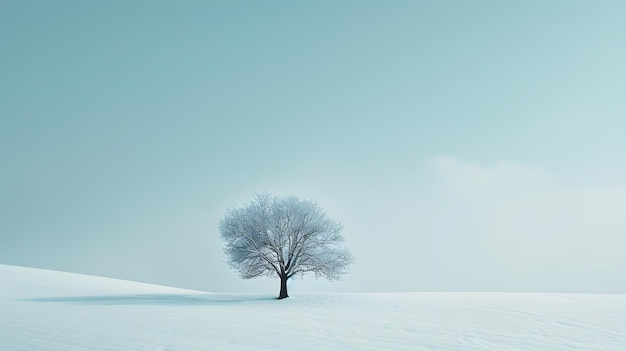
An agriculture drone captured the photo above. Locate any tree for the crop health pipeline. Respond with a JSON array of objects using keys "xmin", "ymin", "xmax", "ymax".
[{"xmin": 218, "ymin": 193, "xmax": 353, "ymax": 299}]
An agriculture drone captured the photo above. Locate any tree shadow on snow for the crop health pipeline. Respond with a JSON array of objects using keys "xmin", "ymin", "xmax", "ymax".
[{"xmin": 22, "ymin": 294, "xmax": 277, "ymax": 306}]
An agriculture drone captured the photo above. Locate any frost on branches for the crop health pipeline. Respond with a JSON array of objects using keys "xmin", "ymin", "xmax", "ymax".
[{"xmin": 219, "ymin": 193, "xmax": 353, "ymax": 299}]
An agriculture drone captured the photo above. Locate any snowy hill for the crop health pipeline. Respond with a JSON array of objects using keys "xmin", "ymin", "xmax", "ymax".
[{"xmin": 1, "ymin": 264, "xmax": 625, "ymax": 350}]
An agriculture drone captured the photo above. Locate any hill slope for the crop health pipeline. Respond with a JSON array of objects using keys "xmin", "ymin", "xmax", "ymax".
[{"xmin": 1, "ymin": 264, "xmax": 625, "ymax": 350}]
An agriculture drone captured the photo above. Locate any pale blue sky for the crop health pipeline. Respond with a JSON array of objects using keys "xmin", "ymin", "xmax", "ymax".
[{"xmin": 1, "ymin": 1, "xmax": 625, "ymax": 294}]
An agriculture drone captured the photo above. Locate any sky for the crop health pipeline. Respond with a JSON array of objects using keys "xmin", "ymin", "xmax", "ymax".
[{"xmin": 1, "ymin": 0, "xmax": 625, "ymax": 294}]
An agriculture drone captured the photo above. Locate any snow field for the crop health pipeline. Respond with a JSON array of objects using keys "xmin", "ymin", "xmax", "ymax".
[{"xmin": 1, "ymin": 264, "xmax": 625, "ymax": 350}]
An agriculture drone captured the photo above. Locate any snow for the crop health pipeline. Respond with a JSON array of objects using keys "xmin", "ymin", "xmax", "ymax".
[{"xmin": 1, "ymin": 264, "xmax": 625, "ymax": 350}]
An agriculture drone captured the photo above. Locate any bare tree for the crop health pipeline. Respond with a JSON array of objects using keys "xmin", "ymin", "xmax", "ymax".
[{"xmin": 219, "ymin": 193, "xmax": 353, "ymax": 299}]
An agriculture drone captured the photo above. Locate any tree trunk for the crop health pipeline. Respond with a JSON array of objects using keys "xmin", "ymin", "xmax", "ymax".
[{"xmin": 278, "ymin": 273, "xmax": 289, "ymax": 299}]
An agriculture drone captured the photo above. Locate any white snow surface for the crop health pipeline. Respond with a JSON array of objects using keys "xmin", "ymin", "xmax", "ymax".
[{"xmin": 1, "ymin": 264, "xmax": 625, "ymax": 350}]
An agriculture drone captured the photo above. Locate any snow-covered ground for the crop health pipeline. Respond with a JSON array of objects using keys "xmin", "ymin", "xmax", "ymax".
[{"xmin": 1, "ymin": 264, "xmax": 625, "ymax": 350}]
